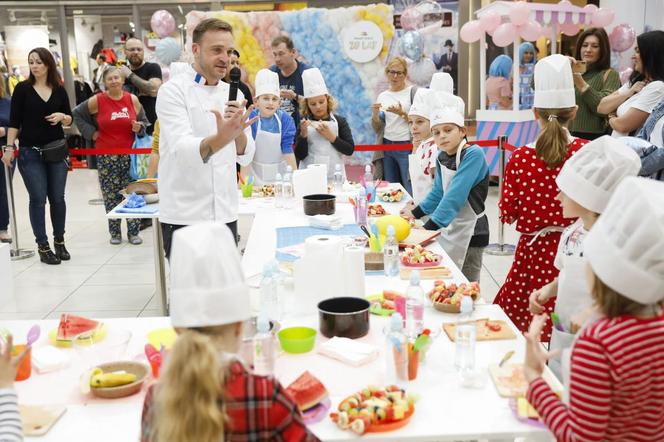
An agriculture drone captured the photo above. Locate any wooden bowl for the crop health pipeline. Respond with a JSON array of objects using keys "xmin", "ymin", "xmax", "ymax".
[{"xmin": 90, "ymin": 361, "xmax": 149, "ymax": 399}]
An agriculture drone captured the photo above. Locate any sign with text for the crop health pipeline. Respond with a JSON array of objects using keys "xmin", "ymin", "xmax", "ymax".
[{"xmin": 341, "ymin": 20, "xmax": 383, "ymax": 63}]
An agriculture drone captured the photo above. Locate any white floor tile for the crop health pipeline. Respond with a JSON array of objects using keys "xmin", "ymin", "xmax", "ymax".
[
  {"xmin": 106, "ymin": 244, "xmax": 155, "ymax": 265},
  {"xmin": 44, "ymin": 310, "xmax": 141, "ymax": 319},
  {"xmin": 84, "ymin": 264, "xmax": 156, "ymax": 286},
  {"xmin": 139, "ymin": 309, "xmax": 165, "ymax": 318},
  {"xmin": 13, "ymin": 264, "xmax": 101, "ymax": 288},
  {"xmin": 0, "ymin": 286, "xmax": 76, "ymax": 313},
  {"xmin": 0, "ymin": 312, "xmax": 51, "ymax": 320},
  {"xmin": 56, "ymin": 284, "xmax": 154, "ymax": 311}
]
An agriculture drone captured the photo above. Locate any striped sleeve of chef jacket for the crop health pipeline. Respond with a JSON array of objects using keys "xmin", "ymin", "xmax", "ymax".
[{"xmin": 0, "ymin": 389, "xmax": 23, "ymax": 442}]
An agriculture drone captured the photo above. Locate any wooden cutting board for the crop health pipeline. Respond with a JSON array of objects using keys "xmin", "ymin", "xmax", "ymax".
[
  {"xmin": 488, "ymin": 363, "xmax": 561, "ymax": 398},
  {"xmin": 399, "ymin": 229, "xmax": 441, "ymax": 249},
  {"xmin": 20, "ymin": 404, "xmax": 66, "ymax": 436},
  {"xmin": 442, "ymin": 319, "xmax": 516, "ymax": 342},
  {"xmin": 400, "ymin": 266, "xmax": 452, "ymax": 280}
]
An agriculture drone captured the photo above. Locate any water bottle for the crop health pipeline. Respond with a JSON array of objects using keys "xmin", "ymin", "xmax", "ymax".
[
  {"xmin": 333, "ymin": 164, "xmax": 344, "ymax": 193},
  {"xmin": 260, "ymin": 263, "xmax": 278, "ymax": 320},
  {"xmin": 455, "ymin": 296, "xmax": 476, "ymax": 372},
  {"xmin": 282, "ymin": 166, "xmax": 294, "ymax": 209},
  {"xmin": 385, "ymin": 313, "xmax": 408, "ymax": 388},
  {"xmin": 363, "ymin": 164, "xmax": 373, "ymax": 188},
  {"xmin": 269, "ymin": 260, "xmax": 284, "ymax": 319},
  {"xmin": 405, "ymin": 269, "xmax": 425, "ymax": 338},
  {"xmin": 253, "ymin": 314, "xmax": 275, "ymax": 376},
  {"xmin": 274, "ymin": 173, "xmax": 284, "ymax": 209},
  {"xmin": 383, "ymin": 225, "xmax": 399, "ymax": 278},
  {"xmin": 356, "ymin": 188, "xmax": 368, "ymax": 226}
]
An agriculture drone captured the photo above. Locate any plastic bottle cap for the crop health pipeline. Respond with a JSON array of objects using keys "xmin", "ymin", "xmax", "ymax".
[
  {"xmin": 257, "ymin": 314, "xmax": 270, "ymax": 334},
  {"xmin": 387, "ymin": 224, "xmax": 395, "ymax": 237},
  {"xmin": 409, "ymin": 269, "xmax": 420, "ymax": 285},
  {"xmin": 275, "ymin": 173, "xmax": 283, "ymax": 180},
  {"xmin": 286, "ymin": 165, "xmax": 293, "ymax": 172},
  {"xmin": 359, "ymin": 188, "xmax": 366, "ymax": 196},
  {"xmin": 365, "ymin": 164, "xmax": 371, "ymax": 173},
  {"xmin": 335, "ymin": 164, "xmax": 342, "ymax": 171},
  {"xmin": 390, "ymin": 312, "xmax": 403, "ymax": 331},
  {"xmin": 460, "ymin": 296, "xmax": 473, "ymax": 314}
]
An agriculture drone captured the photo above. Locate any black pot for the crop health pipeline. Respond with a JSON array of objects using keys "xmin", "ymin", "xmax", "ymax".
[
  {"xmin": 303, "ymin": 194, "xmax": 336, "ymax": 216},
  {"xmin": 318, "ymin": 297, "xmax": 370, "ymax": 339}
]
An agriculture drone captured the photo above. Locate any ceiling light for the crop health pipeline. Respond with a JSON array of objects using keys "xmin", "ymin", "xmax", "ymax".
[
  {"xmin": 8, "ymin": 11, "xmax": 16, "ymax": 22},
  {"xmin": 129, "ymin": 21, "xmax": 135, "ymax": 28},
  {"xmin": 73, "ymin": 10, "xmax": 83, "ymax": 15},
  {"xmin": 177, "ymin": 5, "xmax": 184, "ymax": 15}
]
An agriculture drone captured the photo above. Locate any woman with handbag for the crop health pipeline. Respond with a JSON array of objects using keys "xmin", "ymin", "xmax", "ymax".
[
  {"xmin": 73, "ymin": 66, "xmax": 146, "ymax": 245},
  {"xmin": 2, "ymin": 47, "xmax": 72, "ymax": 265}
]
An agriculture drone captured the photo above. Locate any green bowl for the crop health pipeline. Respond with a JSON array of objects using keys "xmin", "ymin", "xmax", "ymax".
[{"xmin": 278, "ymin": 327, "xmax": 317, "ymax": 354}]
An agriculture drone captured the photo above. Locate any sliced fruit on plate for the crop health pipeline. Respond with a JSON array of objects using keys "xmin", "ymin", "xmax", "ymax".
[
  {"xmin": 400, "ymin": 244, "xmax": 441, "ymax": 266},
  {"xmin": 56, "ymin": 314, "xmax": 100, "ymax": 342},
  {"xmin": 285, "ymin": 371, "xmax": 329, "ymax": 412}
]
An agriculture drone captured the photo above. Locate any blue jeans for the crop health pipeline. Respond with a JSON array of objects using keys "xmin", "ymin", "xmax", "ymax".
[
  {"xmin": 17, "ymin": 147, "xmax": 68, "ymax": 246},
  {"xmin": 382, "ymin": 138, "xmax": 412, "ymax": 196},
  {"xmin": 0, "ymin": 161, "xmax": 16, "ymax": 231}
]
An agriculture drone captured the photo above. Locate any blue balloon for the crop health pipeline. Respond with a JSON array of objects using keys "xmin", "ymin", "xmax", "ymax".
[
  {"xmin": 400, "ymin": 31, "xmax": 424, "ymax": 61},
  {"xmin": 155, "ymin": 37, "xmax": 181, "ymax": 65}
]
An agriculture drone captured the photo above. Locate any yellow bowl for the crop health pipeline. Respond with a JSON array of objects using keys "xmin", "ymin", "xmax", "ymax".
[{"xmin": 147, "ymin": 328, "xmax": 177, "ymax": 351}]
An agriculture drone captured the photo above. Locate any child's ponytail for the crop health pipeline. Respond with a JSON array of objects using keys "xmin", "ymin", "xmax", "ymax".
[{"xmin": 534, "ymin": 107, "xmax": 576, "ymax": 168}]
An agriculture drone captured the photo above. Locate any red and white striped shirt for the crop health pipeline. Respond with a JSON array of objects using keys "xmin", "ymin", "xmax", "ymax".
[{"xmin": 527, "ymin": 313, "xmax": 664, "ymax": 441}]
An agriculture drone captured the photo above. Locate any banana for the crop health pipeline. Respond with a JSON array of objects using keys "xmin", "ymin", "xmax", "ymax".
[{"xmin": 90, "ymin": 368, "xmax": 137, "ymax": 388}]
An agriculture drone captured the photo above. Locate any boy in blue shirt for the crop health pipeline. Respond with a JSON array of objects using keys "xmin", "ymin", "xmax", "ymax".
[{"xmin": 401, "ymin": 91, "xmax": 489, "ymax": 281}]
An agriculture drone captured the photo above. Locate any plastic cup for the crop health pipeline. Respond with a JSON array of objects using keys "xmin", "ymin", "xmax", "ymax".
[
  {"xmin": 12, "ymin": 344, "xmax": 31, "ymax": 381},
  {"xmin": 366, "ymin": 185, "xmax": 376, "ymax": 203},
  {"xmin": 408, "ymin": 343, "xmax": 419, "ymax": 381},
  {"xmin": 241, "ymin": 183, "xmax": 253, "ymax": 198}
]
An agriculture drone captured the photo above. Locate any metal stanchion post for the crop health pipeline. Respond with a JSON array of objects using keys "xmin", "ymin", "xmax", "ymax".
[
  {"xmin": 4, "ymin": 162, "xmax": 35, "ymax": 260},
  {"xmin": 485, "ymin": 135, "xmax": 516, "ymax": 256}
]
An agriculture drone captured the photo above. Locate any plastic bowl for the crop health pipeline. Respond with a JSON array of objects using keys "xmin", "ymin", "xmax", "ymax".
[{"xmin": 278, "ymin": 327, "xmax": 317, "ymax": 354}]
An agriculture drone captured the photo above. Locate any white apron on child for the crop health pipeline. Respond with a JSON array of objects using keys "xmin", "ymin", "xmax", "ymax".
[
  {"xmin": 249, "ymin": 116, "xmax": 283, "ymax": 185},
  {"xmin": 299, "ymin": 115, "xmax": 345, "ymax": 180},
  {"xmin": 408, "ymin": 138, "xmax": 436, "ymax": 204},
  {"xmin": 437, "ymin": 142, "xmax": 485, "ymax": 270}
]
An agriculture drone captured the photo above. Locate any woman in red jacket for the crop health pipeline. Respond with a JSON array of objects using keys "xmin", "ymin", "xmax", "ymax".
[{"xmin": 494, "ymin": 55, "xmax": 588, "ymax": 341}]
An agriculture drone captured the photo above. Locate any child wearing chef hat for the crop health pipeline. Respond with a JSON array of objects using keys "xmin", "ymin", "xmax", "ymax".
[
  {"xmin": 295, "ymin": 68, "xmax": 355, "ymax": 180},
  {"xmin": 140, "ymin": 222, "xmax": 318, "ymax": 442},
  {"xmin": 524, "ymin": 177, "xmax": 664, "ymax": 440},
  {"xmin": 401, "ymin": 91, "xmax": 490, "ymax": 282},
  {"xmin": 527, "ymin": 135, "xmax": 641, "ymax": 379},
  {"xmin": 430, "ymin": 72, "xmax": 454, "ymax": 94},
  {"xmin": 494, "ymin": 54, "xmax": 590, "ymax": 341},
  {"xmin": 407, "ymin": 88, "xmax": 437, "ymax": 204},
  {"xmin": 243, "ymin": 69, "xmax": 297, "ymax": 185}
]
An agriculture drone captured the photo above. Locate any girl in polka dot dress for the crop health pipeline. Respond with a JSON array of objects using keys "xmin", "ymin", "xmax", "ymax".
[{"xmin": 494, "ymin": 54, "xmax": 589, "ymax": 341}]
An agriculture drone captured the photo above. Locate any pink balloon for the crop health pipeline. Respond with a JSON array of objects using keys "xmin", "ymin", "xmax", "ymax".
[
  {"xmin": 583, "ymin": 4, "xmax": 598, "ymax": 14},
  {"xmin": 519, "ymin": 21, "xmax": 542, "ymax": 41},
  {"xmin": 560, "ymin": 22, "xmax": 580, "ymax": 36},
  {"xmin": 151, "ymin": 10, "xmax": 176, "ymax": 38},
  {"xmin": 460, "ymin": 20, "xmax": 483, "ymax": 43},
  {"xmin": 479, "ymin": 11, "xmax": 502, "ymax": 34},
  {"xmin": 609, "ymin": 23, "xmax": 636, "ymax": 53},
  {"xmin": 540, "ymin": 25, "xmax": 553, "ymax": 39},
  {"xmin": 161, "ymin": 66, "xmax": 169, "ymax": 83},
  {"xmin": 619, "ymin": 67, "xmax": 633, "ymax": 85},
  {"xmin": 493, "ymin": 22, "xmax": 516, "ymax": 47},
  {"xmin": 592, "ymin": 8, "xmax": 615, "ymax": 28},
  {"xmin": 400, "ymin": 7, "xmax": 424, "ymax": 31},
  {"xmin": 509, "ymin": 2, "xmax": 531, "ymax": 27}
]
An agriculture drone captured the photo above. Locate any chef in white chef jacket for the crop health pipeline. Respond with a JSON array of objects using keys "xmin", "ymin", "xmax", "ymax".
[
  {"xmin": 244, "ymin": 69, "xmax": 297, "ymax": 185},
  {"xmin": 156, "ymin": 18, "xmax": 256, "ymax": 258}
]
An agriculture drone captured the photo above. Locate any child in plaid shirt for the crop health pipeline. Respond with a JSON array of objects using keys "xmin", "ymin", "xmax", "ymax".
[{"xmin": 140, "ymin": 222, "xmax": 318, "ymax": 442}]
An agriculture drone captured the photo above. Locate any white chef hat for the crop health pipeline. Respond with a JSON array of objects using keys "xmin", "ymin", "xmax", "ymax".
[
  {"xmin": 430, "ymin": 72, "xmax": 454, "ymax": 94},
  {"xmin": 302, "ymin": 68, "xmax": 329, "ymax": 99},
  {"xmin": 169, "ymin": 222, "xmax": 251, "ymax": 328},
  {"xmin": 533, "ymin": 54, "xmax": 576, "ymax": 109},
  {"xmin": 408, "ymin": 88, "xmax": 432, "ymax": 120},
  {"xmin": 254, "ymin": 68, "xmax": 280, "ymax": 98},
  {"xmin": 584, "ymin": 177, "xmax": 664, "ymax": 305},
  {"xmin": 556, "ymin": 136, "xmax": 641, "ymax": 213},
  {"xmin": 429, "ymin": 91, "xmax": 465, "ymax": 127}
]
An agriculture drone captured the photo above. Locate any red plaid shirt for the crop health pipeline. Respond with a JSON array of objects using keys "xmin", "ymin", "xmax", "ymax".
[{"xmin": 141, "ymin": 360, "xmax": 320, "ymax": 442}]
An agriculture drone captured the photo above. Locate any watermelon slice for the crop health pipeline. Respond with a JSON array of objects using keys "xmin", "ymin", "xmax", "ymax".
[
  {"xmin": 285, "ymin": 371, "xmax": 328, "ymax": 412},
  {"xmin": 56, "ymin": 314, "xmax": 100, "ymax": 342}
]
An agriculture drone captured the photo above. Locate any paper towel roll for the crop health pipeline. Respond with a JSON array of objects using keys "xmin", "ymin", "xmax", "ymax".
[
  {"xmin": 343, "ymin": 245, "xmax": 366, "ymax": 298},
  {"xmin": 293, "ymin": 168, "xmax": 328, "ymax": 199},
  {"xmin": 307, "ymin": 163, "xmax": 328, "ymax": 180},
  {"xmin": 294, "ymin": 235, "xmax": 345, "ymax": 314}
]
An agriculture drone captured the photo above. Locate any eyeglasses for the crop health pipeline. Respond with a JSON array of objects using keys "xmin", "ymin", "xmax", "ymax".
[{"xmin": 387, "ymin": 70, "xmax": 405, "ymax": 77}]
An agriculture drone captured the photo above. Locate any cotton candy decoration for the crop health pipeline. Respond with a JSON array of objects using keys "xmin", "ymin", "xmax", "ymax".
[
  {"xmin": 155, "ymin": 37, "xmax": 181, "ymax": 65},
  {"xmin": 592, "ymin": 8, "xmax": 615, "ymax": 28},
  {"xmin": 559, "ymin": 22, "xmax": 580, "ymax": 37},
  {"xmin": 151, "ymin": 10, "xmax": 176, "ymax": 38},
  {"xmin": 619, "ymin": 67, "xmax": 633, "ymax": 85},
  {"xmin": 408, "ymin": 58, "xmax": 436, "ymax": 87},
  {"xmin": 509, "ymin": 2, "xmax": 531, "ymax": 27},
  {"xmin": 400, "ymin": 7, "xmax": 424, "ymax": 31},
  {"xmin": 460, "ymin": 20, "xmax": 483, "ymax": 43},
  {"xmin": 479, "ymin": 11, "xmax": 501, "ymax": 35},
  {"xmin": 400, "ymin": 31, "xmax": 424, "ymax": 61},
  {"xmin": 519, "ymin": 21, "xmax": 542, "ymax": 42},
  {"xmin": 609, "ymin": 24, "xmax": 636, "ymax": 53},
  {"xmin": 493, "ymin": 23, "xmax": 516, "ymax": 47}
]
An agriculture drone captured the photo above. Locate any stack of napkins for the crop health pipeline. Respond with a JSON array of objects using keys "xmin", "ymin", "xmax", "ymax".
[
  {"xmin": 318, "ymin": 337, "xmax": 378, "ymax": 366},
  {"xmin": 308, "ymin": 214, "xmax": 343, "ymax": 230},
  {"xmin": 32, "ymin": 347, "xmax": 70, "ymax": 373}
]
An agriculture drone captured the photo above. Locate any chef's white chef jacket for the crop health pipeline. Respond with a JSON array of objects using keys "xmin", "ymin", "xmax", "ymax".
[{"xmin": 156, "ymin": 66, "xmax": 255, "ymax": 225}]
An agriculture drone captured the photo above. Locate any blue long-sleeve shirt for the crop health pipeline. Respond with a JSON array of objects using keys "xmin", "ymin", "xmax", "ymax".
[
  {"xmin": 413, "ymin": 145, "xmax": 490, "ymax": 247},
  {"xmin": 249, "ymin": 109, "xmax": 296, "ymax": 154}
]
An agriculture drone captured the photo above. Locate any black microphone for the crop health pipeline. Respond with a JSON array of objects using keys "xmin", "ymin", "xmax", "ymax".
[{"xmin": 228, "ymin": 67, "xmax": 241, "ymax": 101}]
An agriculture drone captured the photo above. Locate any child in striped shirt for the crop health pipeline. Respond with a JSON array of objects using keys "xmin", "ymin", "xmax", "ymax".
[
  {"xmin": 524, "ymin": 177, "xmax": 664, "ymax": 442},
  {"xmin": 0, "ymin": 335, "xmax": 30, "ymax": 442}
]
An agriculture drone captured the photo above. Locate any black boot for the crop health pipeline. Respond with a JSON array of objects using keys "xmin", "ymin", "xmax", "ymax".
[
  {"xmin": 38, "ymin": 245, "xmax": 61, "ymax": 265},
  {"xmin": 53, "ymin": 238, "xmax": 70, "ymax": 261}
]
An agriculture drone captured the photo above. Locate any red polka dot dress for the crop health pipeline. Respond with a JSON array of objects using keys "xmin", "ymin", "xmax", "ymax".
[{"xmin": 494, "ymin": 138, "xmax": 587, "ymax": 341}]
